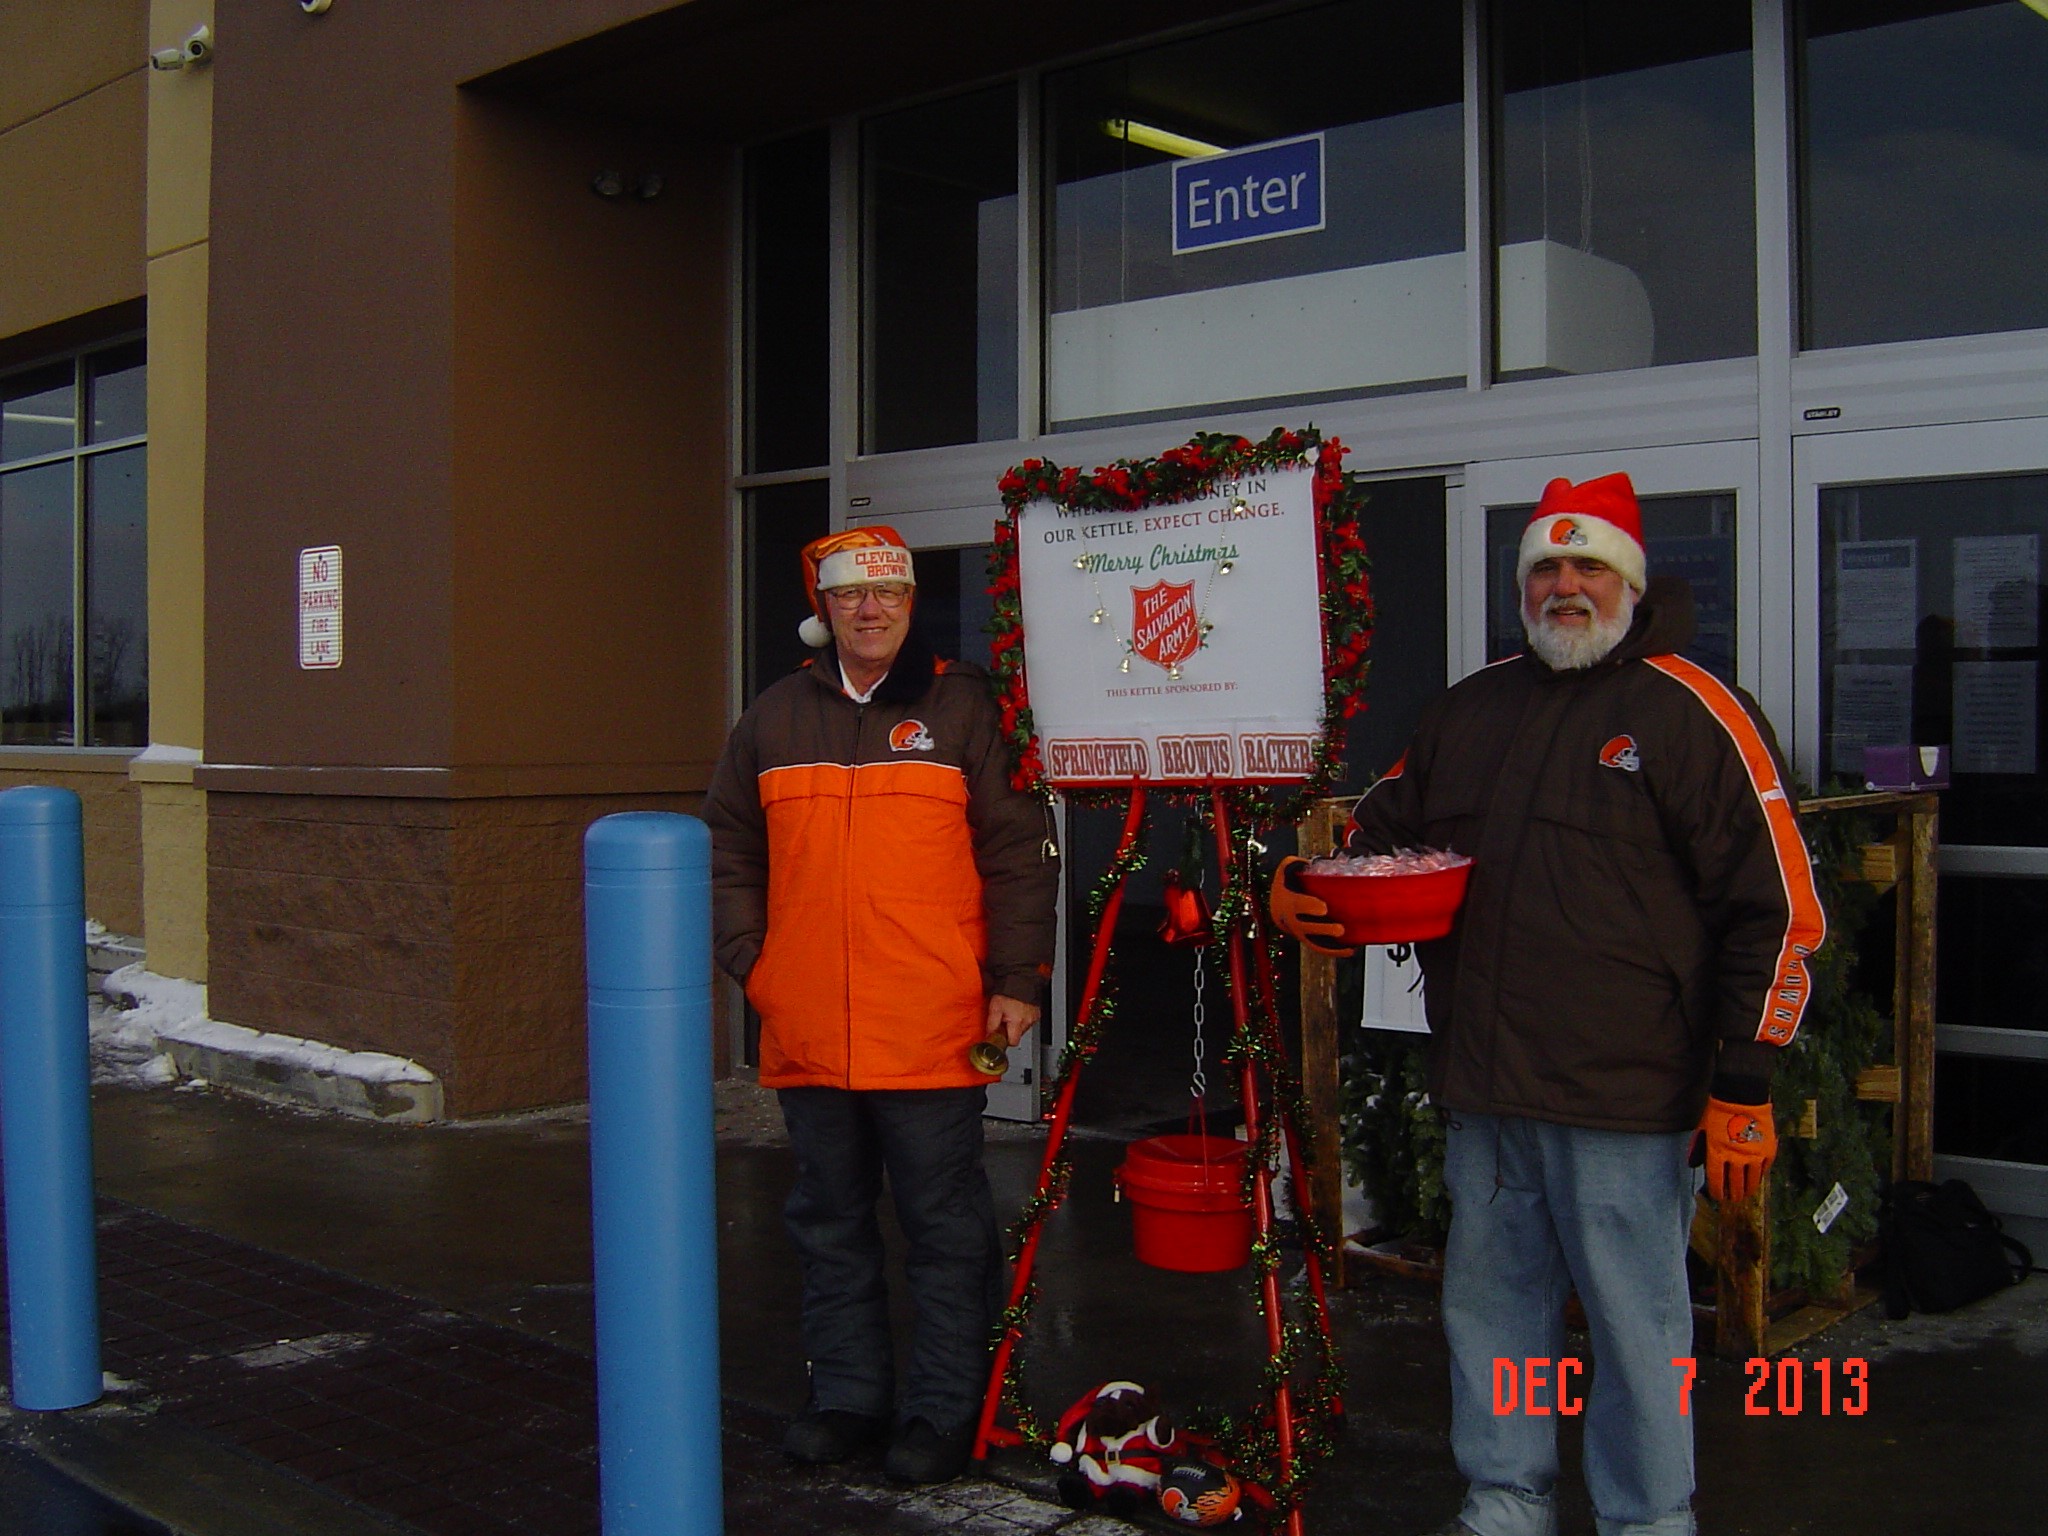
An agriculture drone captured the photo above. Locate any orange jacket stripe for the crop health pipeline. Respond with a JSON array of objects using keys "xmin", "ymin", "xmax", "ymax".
[{"xmin": 1644, "ymin": 655, "xmax": 1827, "ymax": 1046}]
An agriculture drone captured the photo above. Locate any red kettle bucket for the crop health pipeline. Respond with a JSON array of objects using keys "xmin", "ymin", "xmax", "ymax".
[{"xmin": 1113, "ymin": 1133, "xmax": 1253, "ymax": 1273}]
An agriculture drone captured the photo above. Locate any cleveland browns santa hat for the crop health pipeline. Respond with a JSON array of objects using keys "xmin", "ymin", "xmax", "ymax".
[{"xmin": 1515, "ymin": 471, "xmax": 1647, "ymax": 594}]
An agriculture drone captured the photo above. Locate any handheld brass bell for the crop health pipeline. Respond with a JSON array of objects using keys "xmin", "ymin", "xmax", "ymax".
[{"xmin": 968, "ymin": 1031, "xmax": 1010, "ymax": 1077}]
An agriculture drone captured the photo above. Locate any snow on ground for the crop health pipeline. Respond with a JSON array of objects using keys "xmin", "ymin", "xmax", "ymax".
[
  {"xmin": 94, "ymin": 961, "xmax": 436, "ymax": 1094},
  {"xmin": 90, "ymin": 964, "xmax": 197, "ymax": 1088}
]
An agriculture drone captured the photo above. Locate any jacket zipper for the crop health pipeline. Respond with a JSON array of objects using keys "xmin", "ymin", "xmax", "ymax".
[
  {"xmin": 1480, "ymin": 679, "xmax": 1567, "ymax": 1106},
  {"xmin": 845, "ymin": 700, "xmax": 862, "ymax": 1088}
]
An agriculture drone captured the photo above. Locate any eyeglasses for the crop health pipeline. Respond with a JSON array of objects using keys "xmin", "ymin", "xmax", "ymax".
[{"xmin": 825, "ymin": 582, "xmax": 913, "ymax": 610}]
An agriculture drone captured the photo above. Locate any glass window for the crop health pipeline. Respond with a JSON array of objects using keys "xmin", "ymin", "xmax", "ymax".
[
  {"xmin": 1045, "ymin": 0, "xmax": 1465, "ymax": 430},
  {"xmin": 743, "ymin": 480, "xmax": 830, "ymax": 705},
  {"xmin": 1487, "ymin": 492, "xmax": 1738, "ymax": 681},
  {"xmin": 0, "ymin": 462, "xmax": 76, "ymax": 745},
  {"xmin": 1939, "ymin": 876, "xmax": 2048, "ymax": 1034},
  {"xmin": 1335, "ymin": 477, "xmax": 1447, "ymax": 792},
  {"xmin": 1819, "ymin": 472, "xmax": 2048, "ymax": 842},
  {"xmin": 744, "ymin": 132, "xmax": 832, "ymax": 474},
  {"xmin": 1935, "ymin": 1051, "xmax": 2048, "ymax": 1162},
  {"xmin": 863, "ymin": 86, "xmax": 1018, "ymax": 454},
  {"xmin": 1494, "ymin": 0, "xmax": 1755, "ymax": 378},
  {"xmin": 2, "ymin": 363, "xmax": 75, "ymax": 465},
  {"xmin": 86, "ymin": 447, "xmax": 147, "ymax": 747},
  {"xmin": 87, "ymin": 341, "xmax": 147, "ymax": 444},
  {"xmin": 902, "ymin": 544, "xmax": 996, "ymax": 672},
  {"xmin": 0, "ymin": 341, "xmax": 147, "ymax": 750},
  {"xmin": 1801, "ymin": 1, "xmax": 2048, "ymax": 349}
]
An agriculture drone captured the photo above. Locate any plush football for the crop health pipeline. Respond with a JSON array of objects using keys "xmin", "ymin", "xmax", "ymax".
[{"xmin": 1157, "ymin": 1457, "xmax": 1245, "ymax": 1525}]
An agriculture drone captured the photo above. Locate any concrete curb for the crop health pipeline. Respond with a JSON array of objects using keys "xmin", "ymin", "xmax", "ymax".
[{"xmin": 97, "ymin": 960, "xmax": 444, "ymax": 1124}]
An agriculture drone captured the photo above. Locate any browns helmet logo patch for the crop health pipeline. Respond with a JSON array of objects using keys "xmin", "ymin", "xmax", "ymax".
[
  {"xmin": 1157, "ymin": 1459, "xmax": 1245, "ymax": 1526},
  {"xmin": 889, "ymin": 719, "xmax": 935, "ymax": 753},
  {"xmin": 1724, "ymin": 1111, "xmax": 1765, "ymax": 1145},
  {"xmin": 1599, "ymin": 734, "xmax": 1641, "ymax": 773},
  {"xmin": 1546, "ymin": 517, "xmax": 1589, "ymax": 548}
]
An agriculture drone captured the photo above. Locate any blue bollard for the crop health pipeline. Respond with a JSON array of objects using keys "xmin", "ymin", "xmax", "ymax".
[
  {"xmin": 0, "ymin": 786, "xmax": 102, "ymax": 1410},
  {"xmin": 585, "ymin": 813, "xmax": 721, "ymax": 1536}
]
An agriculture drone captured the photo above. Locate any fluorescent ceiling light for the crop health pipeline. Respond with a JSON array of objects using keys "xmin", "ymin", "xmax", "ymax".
[{"xmin": 1102, "ymin": 118, "xmax": 1227, "ymax": 159}]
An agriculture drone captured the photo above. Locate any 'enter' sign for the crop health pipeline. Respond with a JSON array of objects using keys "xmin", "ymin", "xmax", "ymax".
[{"xmin": 1172, "ymin": 133, "xmax": 1325, "ymax": 255}]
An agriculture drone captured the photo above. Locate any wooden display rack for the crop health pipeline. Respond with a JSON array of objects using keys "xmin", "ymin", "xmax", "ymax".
[{"xmin": 1295, "ymin": 790, "xmax": 1938, "ymax": 1359}]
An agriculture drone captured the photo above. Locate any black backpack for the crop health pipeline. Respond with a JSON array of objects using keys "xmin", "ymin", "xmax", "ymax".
[{"xmin": 1879, "ymin": 1179, "xmax": 2033, "ymax": 1318}]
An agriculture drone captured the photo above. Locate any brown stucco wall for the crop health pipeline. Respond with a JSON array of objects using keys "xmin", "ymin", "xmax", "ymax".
[
  {"xmin": 449, "ymin": 94, "xmax": 728, "ymax": 773},
  {"xmin": 202, "ymin": 0, "xmax": 728, "ymax": 1111},
  {"xmin": 205, "ymin": 0, "xmax": 737, "ymax": 776}
]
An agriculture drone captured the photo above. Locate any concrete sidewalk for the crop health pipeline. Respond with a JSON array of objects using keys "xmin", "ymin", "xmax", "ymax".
[{"xmin": 1, "ymin": 1080, "xmax": 2041, "ymax": 1535}]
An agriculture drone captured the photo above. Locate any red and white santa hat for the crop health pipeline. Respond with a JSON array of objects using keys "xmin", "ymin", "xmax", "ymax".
[
  {"xmin": 796, "ymin": 525, "xmax": 916, "ymax": 647},
  {"xmin": 1515, "ymin": 472, "xmax": 1646, "ymax": 594}
]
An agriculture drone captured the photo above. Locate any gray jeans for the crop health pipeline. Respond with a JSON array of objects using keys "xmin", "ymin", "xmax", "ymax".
[{"xmin": 777, "ymin": 1086, "xmax": 1002, "ymax": 1431}]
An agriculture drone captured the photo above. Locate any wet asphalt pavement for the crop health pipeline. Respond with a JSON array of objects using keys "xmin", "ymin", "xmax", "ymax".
[
  {"xmin": 0, "ymin": 1080, "xmax": 2031, "ymax": 1534},
  {"xmin": 0, "ymin": 1442, "xmax": 170, "ymax": 1535}
]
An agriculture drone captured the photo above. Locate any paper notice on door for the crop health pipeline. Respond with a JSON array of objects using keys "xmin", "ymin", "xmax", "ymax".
[
  {"xmin": 1953, "ymin": 661, "xmax": 2037, "ymax": 775},
  {"xmin": 1953, "ymin": 534, "xmax": 2039, "ymax": 649},
  {"xmin": 1829, "ymin": 663, "xmax": 1914, "ymax": 776},
  {"xmin": 1835, "ymin": 540, "xmax": 1918, "ymax": 650},
  {"xmin": 1362, "ymin": 942, "xmax": 1429, "ymax": 1035}
]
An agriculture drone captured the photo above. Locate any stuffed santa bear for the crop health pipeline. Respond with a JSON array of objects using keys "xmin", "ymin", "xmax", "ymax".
[{"xmin": 1048, "ymin": 1380, "xmax": 1183, "ymax": 1515}]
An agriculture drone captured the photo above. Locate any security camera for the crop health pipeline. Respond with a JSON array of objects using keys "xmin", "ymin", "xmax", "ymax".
[{"xmin": 151, "ymin": 24, "xmax": 212, "ymax": 69}]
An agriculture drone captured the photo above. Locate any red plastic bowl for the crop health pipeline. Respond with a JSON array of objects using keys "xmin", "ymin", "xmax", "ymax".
[{"xmin": 1296, "ymin": 861, "xmax": 1473, "ymax": 945}]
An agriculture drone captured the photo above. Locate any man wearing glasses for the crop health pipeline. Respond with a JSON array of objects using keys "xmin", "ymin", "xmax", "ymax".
[{"xmin": 705, "ymin": 526, "xmax": 1059, "ymax": 1484}]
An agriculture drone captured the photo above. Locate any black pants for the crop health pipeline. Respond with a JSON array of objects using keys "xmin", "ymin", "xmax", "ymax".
[{"xmin": 777, "ymin": 1086, "xmax": 1002, "ymax": 1432}]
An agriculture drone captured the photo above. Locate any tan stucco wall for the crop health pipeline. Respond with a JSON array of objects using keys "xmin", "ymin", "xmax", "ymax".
[
  {"xmin": 0, "ymin": 4, "xmax": 150, "ymax": 941},
  {"xmin": 139, "ymin": 776, "xmax": 205, "ymax": 977},
  {"xmin": 0, "ymin": 760, "xmax": 143, "ymax": 935},
  {"xmin": 0, "ymin": 4, "xmax": 147, "ymax": 340},
  {"xmin": 132, "ymin": 0, "xmax": 214, "ymax": 980}
]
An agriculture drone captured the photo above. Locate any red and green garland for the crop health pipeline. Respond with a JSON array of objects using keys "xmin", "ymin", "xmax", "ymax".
[
  {"xmin": 982, "ymin": 426, "xmax": 1372, "ymax": 1514},
  {"xmin": 989, "ymin": 425, "xmax": 1374, "ymax": 822}
]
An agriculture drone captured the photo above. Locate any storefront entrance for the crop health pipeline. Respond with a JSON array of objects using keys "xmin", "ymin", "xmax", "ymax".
[{"xmin": 1797, "ymin": 417, "xmax": 2048, "ymax": 1258}]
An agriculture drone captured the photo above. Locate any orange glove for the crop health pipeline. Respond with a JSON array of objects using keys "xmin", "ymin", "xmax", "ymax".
[
  {"xmin": 1268, "ymin": 856, "xmax": 1355, "ymax": 957},
  {"xmin": 1697, "ymin": 1096, "xmax": 1777, "ymax": 1203}
]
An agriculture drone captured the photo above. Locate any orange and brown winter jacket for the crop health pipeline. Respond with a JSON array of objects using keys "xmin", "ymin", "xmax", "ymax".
[
  {"xmin": 1347, "ymin": 579, "xmax": 1826, "ymax": 1133},
  {"xmin": 704, "ymin": 635, "xmax": 1059, "ymax": 1090}
]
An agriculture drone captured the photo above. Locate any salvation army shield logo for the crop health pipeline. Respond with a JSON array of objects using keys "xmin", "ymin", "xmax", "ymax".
[{"xmin": 1131, "ymin": 579, "xmax": 1200, "ymax": 672}]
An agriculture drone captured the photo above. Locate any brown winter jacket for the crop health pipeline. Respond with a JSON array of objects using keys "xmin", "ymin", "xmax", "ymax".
[
  {"xmin": 703, "ymin": 632, "xmax": 1060, "ymax": 1090},
  {"xmin": 1348, "ymin": 579, "xmax": 1825, "ymax": 1133}
]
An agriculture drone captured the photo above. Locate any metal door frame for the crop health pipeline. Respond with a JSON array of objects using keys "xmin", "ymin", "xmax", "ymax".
[{"xmin": 1795, "ymin": 416, "xmax": 2048, "ymax": 1257}]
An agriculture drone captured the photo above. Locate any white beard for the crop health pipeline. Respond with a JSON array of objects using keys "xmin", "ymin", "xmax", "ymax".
[{"xmin": 1524, "ymin": 589, "xmax": 1638, "ymax": 671}]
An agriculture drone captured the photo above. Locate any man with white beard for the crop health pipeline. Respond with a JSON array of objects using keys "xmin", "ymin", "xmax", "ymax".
[{"xmin": 1270, "ymin": 474, "xmax": 1826, "ymax": 1536}]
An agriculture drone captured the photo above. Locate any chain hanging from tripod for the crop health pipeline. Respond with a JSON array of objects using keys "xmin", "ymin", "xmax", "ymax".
[{"xmin": 1157, "ymin": 813, "xmax": 1216, "ymax": 1125}]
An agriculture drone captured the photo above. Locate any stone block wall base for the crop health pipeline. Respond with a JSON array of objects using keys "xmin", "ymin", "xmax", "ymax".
[{"xmin": 206, "ymin": 787, "xmax": 705, "ymax": 1117}]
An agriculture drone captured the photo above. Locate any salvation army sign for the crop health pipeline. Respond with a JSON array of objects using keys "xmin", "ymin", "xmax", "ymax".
[{"xmin": 990, "ymin": 428, "xmax": 1372, "ymax": 805}]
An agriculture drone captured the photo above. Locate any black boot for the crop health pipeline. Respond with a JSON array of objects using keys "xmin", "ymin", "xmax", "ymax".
[
  {"xmin": 782, "ymin": 1409, "xmax": 889, "ymax": 1464},
  {"xmin": 882, "ymin": 1417, "xmax": 976, "ymax": 1484}
]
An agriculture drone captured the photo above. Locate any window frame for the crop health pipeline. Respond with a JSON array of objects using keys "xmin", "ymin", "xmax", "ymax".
[{"xmin": 0, "ymin": 333, "xmax": 148, "ymax": 755}]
